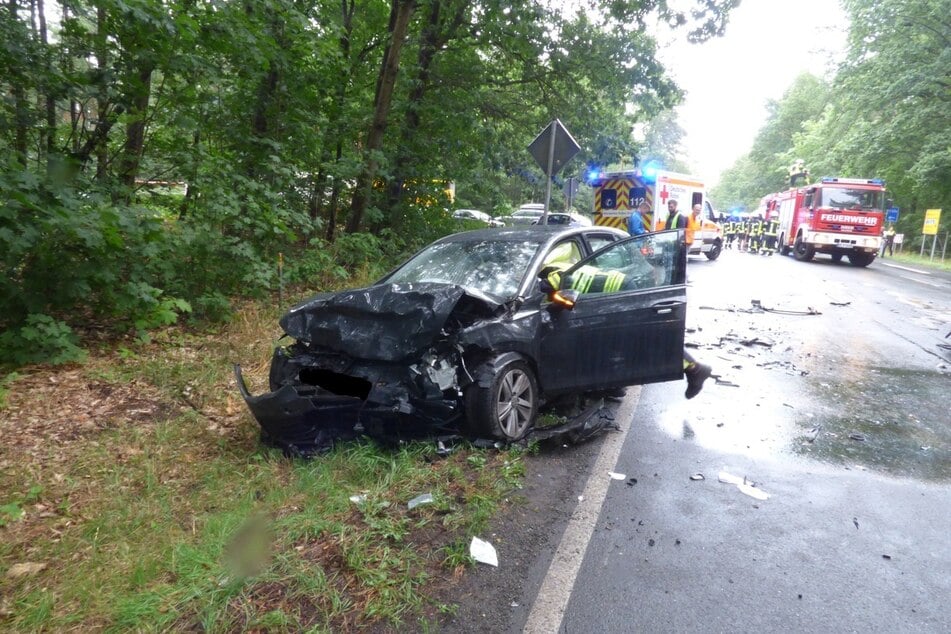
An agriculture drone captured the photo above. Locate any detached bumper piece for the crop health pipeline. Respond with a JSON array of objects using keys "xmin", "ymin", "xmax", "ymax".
[{"xmin": 235, "ymin": 365, "xmax": 360, "ymax": 457}]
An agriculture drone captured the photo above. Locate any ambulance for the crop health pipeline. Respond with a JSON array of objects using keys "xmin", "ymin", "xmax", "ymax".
[{"xmin": 590, "ymin": 169, "xmax": 723, "ymax": 260}]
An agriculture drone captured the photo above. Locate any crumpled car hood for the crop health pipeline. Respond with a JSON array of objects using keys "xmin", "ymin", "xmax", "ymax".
[{"xmin": 280, "ymin": 282, "xmax": 506, "ymax": 361}]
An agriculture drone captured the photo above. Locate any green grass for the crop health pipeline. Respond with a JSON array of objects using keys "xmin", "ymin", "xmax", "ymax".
[
  {"xmin": 888, "ymin": 249, "xmax": 951, "ymax": 271},
  {"xmin": 0, "ymin": 300, "xmax": 525, "ymax": 631}
]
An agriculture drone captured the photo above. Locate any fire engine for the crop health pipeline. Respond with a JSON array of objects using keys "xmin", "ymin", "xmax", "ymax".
[
  {"xmin": 767, "ymin": 177, "xmax": 887, "ymax": 267},
  {"xmin": 590, "ymin": 169, "xmax": 723, "ymax": 260}
]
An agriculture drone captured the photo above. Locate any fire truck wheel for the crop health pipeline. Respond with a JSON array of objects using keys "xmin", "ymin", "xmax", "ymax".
[
  {"xmin": 848, "ymin": 252, "xmax": 875, "ymax": 267},
  {"xmin": 704, "ymin": 240, "xmax": 722, "ymax": 261},
  {"xmin": 779, "ymin": 234, "xmax": 791, "ymax": 256},
  {"xmin": 831, "ymin": 253, "xmax": 843, "ymax": 263},
  {"xmin": 793, "ymin": 234, "xmax": 814, "ymax": 262}
]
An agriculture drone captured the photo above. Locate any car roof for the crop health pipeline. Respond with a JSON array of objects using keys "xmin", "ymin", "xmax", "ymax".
[{"xmin": 436, "ymin": 225, "xmax": 622, "ymax": 244}]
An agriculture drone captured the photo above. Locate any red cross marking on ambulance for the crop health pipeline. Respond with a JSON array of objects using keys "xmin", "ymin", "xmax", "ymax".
[{"xmin": 659, "ymin": 185, "xmax": 669, "ymax": 205}]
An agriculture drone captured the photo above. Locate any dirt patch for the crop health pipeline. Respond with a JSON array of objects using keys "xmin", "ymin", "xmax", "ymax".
[{"xmin": 0, "ymin": 367, "xmax": 179, "ymax": 462}]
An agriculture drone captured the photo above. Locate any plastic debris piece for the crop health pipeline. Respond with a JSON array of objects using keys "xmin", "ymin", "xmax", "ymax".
[
  {"xmin": 690, "ymin": 473, "xmax": 705, "ymax": 481},
  {"xmin": 627, "ymin": 478, "xmax": 638, "ymax": 487},
  {"xmin": 849, "ymin": 433, "xmax": 867, "ymax": 441},
  {"xmin": 882, "ymin": 554, "xmax": 892, "ymax": 560},
  {"xmin": 470, "ymin": 537, "xmax": 498, "ymax": 567},
  {"xmin": 608, "ymin": 471, "xmax": 626, "ymax": 480},
  {"xmin": 719, "ymin": 471, "xmax": 770, "ymax": 501},
  {"xmin": 717, "ymin": 471, "xmax": 746, "ymax": 486},
  {"xmin": 349, "ymin": 494, "xmax": 366, "ymax": 505},
  {"xmin": 737, "ymin": 483, "xmax": 770, "ymax": 501},
  {"xmin": 805, "ymin": 426, "xmax": 822, "ymax": 443},
  {"xmin": 408, "ymin": 493, "xmax": 434, "ymax": 510}
]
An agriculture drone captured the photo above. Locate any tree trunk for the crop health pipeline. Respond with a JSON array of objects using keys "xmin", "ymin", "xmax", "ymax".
[
  {"xmin": 345, "ymin": 0, "xmax": 415, "ymax": 234},
  {"xmin": 36, "ymin": 0, "xmax": 55, "ymax": 167},
  {"xmin": 94, "ymin": 4, "xmax": 110, "ymax": 181},
  {"xmin": 386, "ymin": 0, "xmax": 469, "ymax": 219},
  {"xmin": 326, "ymin": 142, "xmax": 344, "ymax": 242},
  {"xmin": 117, "ymin": 62, "xmax": 154, "ymax": 192},
  {"xmin": 9, "ymin": 0, "xmax": 28, "ymax": 166}
]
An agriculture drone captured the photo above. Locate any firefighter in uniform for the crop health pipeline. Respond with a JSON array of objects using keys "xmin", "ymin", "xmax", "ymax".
[
  {"xmin": 541, "ymin": 262, "xmax": 713, "ymax": 399},
  {"xmin": 724, "ymin": 215, "xmax": 737, "ymax": 250},
  {"xmin": 748, "ymin": 214, "xmax": 763, "ymax": 254},
  {"xmin": 762, "ymin": 213, "xmax": 779, "ymax": 255}
]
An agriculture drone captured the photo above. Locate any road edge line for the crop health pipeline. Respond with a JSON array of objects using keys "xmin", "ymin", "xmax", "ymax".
[{"xmin": 522, "ymin": 387, "xmax": 641, "ymax": 634}]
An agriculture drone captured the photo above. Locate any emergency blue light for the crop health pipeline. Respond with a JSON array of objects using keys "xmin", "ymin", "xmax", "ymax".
[
  {"xmin": 869, "ymin": 178, "xmax": 884, "ymax": 185},
  {"xmin": 585, "ymin": 168, "xmax": 601, "ymax": 183},
  {"xmin": 641, "ymin": 160, "xmax": 661, "ymax": 183}
]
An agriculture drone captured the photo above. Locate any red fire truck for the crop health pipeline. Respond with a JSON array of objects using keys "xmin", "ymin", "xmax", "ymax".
[{"xmin": 769, "ymin": 177, "xmax": 887, "ymax": 267}]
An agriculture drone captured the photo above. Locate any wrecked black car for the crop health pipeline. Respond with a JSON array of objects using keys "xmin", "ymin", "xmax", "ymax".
[{"xmin": 235, "ymin": 226, "xmax": 688, "ymax": 455}]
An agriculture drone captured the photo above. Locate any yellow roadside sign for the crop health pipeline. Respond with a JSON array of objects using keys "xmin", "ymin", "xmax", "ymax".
[{"xmin": 922, "ymin": 209, "xmax": 941, "ymax": 235}]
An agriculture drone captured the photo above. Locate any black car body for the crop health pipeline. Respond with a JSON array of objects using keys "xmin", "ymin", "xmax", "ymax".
[{"xmin": 236, "ymin": 226, "xmax": 687, "ymax": 455}]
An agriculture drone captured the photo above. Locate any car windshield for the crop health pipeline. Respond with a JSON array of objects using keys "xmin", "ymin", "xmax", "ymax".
[
  {"xmin": 820, "ymin": 187, "xmax": 884, "ymax": 211},
  {"xmin": 386, "ymin": 239, "xmax": 542, "ymax": 299}
]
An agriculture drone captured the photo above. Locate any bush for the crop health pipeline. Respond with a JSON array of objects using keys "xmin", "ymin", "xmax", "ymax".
[{"xmin": 0, "ymin": 314, "xmax": 86, "ymax": 366}]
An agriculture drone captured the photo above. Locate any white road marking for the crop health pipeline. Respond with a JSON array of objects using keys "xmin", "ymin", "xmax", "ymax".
[
  {"xmin": 523, "ymin": 387, "xmax": 640, "ymax": 634},
  {"xmin": 878, "ymin": 261, "xmax": 932, "ymax": 275}
]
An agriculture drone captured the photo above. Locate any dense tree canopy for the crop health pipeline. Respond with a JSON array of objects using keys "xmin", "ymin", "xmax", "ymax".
[
  {"xmin": 711, "ymin": 0, "xmax": 950, "ymax": 248},
  {"xmin": 1, "ymin": 0, "xmax": 738, "ymax": 362}
]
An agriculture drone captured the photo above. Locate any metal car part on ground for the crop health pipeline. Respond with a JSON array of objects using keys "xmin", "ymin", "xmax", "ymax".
[{"xmin": 235, "ymin": 227, "xmax": 687, "ymax": 456}]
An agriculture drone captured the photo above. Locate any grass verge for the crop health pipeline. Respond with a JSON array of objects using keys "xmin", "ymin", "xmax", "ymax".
[{"xmin": 0, "ymin": 295, "xmax": 526, "ymax": 632}]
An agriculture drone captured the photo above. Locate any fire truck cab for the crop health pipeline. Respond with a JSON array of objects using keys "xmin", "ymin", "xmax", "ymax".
[{"xmin": 775, "ymin": 177, "xmax": 886, "ymax": 267}]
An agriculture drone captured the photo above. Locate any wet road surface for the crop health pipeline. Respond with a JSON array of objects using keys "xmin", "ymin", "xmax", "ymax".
[{"xmin": 555, "ymin": 251, "xmax": 951, "ymax": 632}]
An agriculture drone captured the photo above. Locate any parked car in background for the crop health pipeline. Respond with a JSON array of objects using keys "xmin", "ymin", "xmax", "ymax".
[
  {"xmin": 533, "ymin": 212, "xmax": 593, "ymax": 227},
  {"xmin": 502, "ymin": 203, "xmax": 546, "ymax": 226},
  {"xmin": 452, "ymin": 208, "xmax": 505, "ymax": 228},
  {"xmin": 234, "ymin": 225, "xmax": 690, "ymax": 456}
]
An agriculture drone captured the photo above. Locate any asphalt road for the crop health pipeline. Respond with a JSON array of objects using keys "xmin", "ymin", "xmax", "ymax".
[{"xmin": 450, "ymin": 249, "xmax": 951, "ymax": 633}]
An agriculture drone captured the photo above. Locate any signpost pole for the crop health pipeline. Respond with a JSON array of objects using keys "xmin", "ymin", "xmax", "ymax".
[{"xmin": 541, "ymin": 124, "xmax": 557, "ymax": 225}]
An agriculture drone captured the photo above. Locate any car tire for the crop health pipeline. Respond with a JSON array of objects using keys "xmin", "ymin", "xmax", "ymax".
[
  {"xmin": 465, "ymin": 357, "xmax": 538, "ymax": 441},
  {"xmin": 848, "ymin": 252, "xmax": 875, "ymax": 267},
  {"xmin": 704, "ymin": 239, "xmax": 722, "ymax": 260},
  {"xmin": 831, "ymin": 253, "xmax": 843, "ymax": 263}
]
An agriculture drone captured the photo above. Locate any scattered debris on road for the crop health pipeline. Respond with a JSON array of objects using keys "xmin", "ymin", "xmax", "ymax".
[
  {"xmin": 407, "ymin": 493, "xmax": 434, "ymax": 510},
  {"xmin": 689, "ymin": 473, "xmax": 705, "ymax": 481},
  {"xmin": 718, "ymin": 471, "xmax": 771, "ymax": 501},
  {"xmin": 608, "ymin": 471, "xmax": 626, "ymax": 480},
  {"xmin": 470, "ymin": 537, "xmax": 498, "ymax": 567}
]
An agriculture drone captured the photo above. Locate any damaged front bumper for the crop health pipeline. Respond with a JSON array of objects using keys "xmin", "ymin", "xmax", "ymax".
[{"xmin": 234, "ymin": 345, "xmax": 467, "ymax": 456}]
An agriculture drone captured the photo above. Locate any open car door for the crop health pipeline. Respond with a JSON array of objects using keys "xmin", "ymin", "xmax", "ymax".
[{"xmin": 538, "ymin": 230, "xmax": 687, "ymax": 393}]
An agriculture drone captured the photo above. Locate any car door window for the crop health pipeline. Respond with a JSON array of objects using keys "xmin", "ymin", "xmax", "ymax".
[
  {"xmin": 542, "ymin": 239, "xmax": 583, "ymax": 268},
  {"xmin": 586, "ymin": 233, "xmax": 621, "ymax": 253},
  {"xmin": 562, "ymin": 231, "xmax": 684, "ymax": 293}
]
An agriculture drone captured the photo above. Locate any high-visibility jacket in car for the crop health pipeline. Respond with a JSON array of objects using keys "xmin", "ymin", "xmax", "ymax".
[{"xmin": 546, "ymin": 264, "xmax": 626, "ymax": 294}]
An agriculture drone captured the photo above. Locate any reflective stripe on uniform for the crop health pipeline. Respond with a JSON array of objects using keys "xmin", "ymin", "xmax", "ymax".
[
  {"xmin": 571, "ymin": 268, "xmax": 596, "ymax": 293},
  {"xmin": 603, "ymin": 270, "xmax": 625, "ymax": 292}
]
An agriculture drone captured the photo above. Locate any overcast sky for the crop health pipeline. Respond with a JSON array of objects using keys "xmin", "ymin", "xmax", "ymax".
[{"xmin": 655, "ymin": 0, "xmax": 850, "ymax": 185}]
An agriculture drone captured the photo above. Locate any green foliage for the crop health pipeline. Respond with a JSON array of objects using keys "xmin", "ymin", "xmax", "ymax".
[
  {"xmin": 0, "ymin": 314, "xmax": 86, "ymax": 366},
  {"xmin": 1, "ymin": 0, "xmax": 742, "ymax": 365},
  {"xmin": 0, "ymin": 372, "xmax": 19, "ymax": 409}
]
